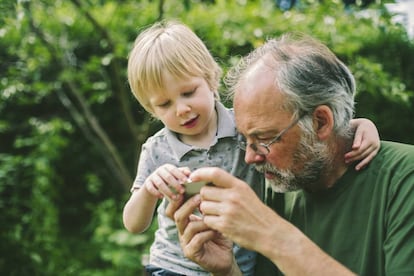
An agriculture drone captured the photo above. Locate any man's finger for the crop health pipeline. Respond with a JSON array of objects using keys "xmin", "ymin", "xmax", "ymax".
[
  {"xmin": 190, "ymin": 167, "xmax": 239, "ymax": 189},
  {"xmin": 165, "ymin": 194, "xmax": 184, "ymax": 220},
  {"xmin": 184, "ymin": 229, "xmax": 217, "ymax": 256},
  {"xmin": 174, "ymin": 195, "xmax": 202, "ymax": 234}
]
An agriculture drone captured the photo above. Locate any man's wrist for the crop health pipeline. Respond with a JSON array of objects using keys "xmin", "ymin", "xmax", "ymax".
[{"xmin": 210, "ymin": 257, "xmax": 242, "ymax": 276}]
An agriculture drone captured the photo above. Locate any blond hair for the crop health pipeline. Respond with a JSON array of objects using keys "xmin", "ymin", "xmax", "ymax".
[{"xmin": 128, "ymin": 20, "xmax": 222, "ymax": 115}]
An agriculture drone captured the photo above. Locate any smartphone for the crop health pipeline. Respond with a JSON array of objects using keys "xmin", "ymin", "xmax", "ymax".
[{"xmin": 183, "ymin": 180, "xmax": 209, "ymax": 198}]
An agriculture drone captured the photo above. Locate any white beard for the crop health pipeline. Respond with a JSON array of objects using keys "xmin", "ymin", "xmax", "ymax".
[
  {"xmin": 256, "ymin": 132, "xmax": 332, "ymax": 193},
  {"xmin": 256, "ymin": 163, "xmax": 300, "ymax": 193}
]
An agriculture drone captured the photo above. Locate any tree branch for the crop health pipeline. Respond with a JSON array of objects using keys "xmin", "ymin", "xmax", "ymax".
[{"xmin": 24, "ymin": 0, "xmax": 133, "ymax": 191}]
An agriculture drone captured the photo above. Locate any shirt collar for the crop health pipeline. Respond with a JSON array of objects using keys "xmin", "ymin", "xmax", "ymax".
[{"xmin": 166, "ymin": 101, "xmax": 237, "ymax": 160}]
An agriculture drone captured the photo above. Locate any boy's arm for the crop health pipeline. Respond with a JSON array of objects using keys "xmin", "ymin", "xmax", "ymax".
[
  {"xmin": 122, "ymin": 186, "xmax": 159, "ymax": 233},
  {"xmin": 346, "ymin": 118, "xmax": 380, "ymax": 171},
  {"xmin": 122, "ymin": 164, "xmax": 191, "ymax": 233}
]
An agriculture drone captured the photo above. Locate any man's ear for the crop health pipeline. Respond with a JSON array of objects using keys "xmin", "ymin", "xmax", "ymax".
[{"xmin": 312, "ymin": 105, "xmax": 334, "ymax": 140}]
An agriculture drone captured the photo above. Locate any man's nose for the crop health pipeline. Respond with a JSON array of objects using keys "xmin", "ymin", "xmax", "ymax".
[{"xmin": 244, "ymin": 146, "xmax": 265, "ymax": 164}]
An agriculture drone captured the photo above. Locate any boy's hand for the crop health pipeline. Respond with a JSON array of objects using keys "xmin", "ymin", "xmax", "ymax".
[
  {"xmin": 143, "ymin": 164, "xmax": 190, "ymax": 200},
  {"xmin": 346, "ymin": 118, "xmax": 380, "ymax": 170}
]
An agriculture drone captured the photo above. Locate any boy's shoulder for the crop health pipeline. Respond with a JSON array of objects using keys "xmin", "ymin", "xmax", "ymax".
[
  {"xmin": 215, "ymin": 102, "xmax": 237, "ymax": 136},
  {"xmin": 216, "ymin": 101, "xmax": 234, "ymax": 114},
  {"xmin": 144, "ymin": 127, "xmax": 170, "ymax": 147}
]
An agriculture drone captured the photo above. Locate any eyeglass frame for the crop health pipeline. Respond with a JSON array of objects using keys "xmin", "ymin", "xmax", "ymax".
[{"xmin": 237, "ymin": 114, "xmax": 304, "ymax": 155}]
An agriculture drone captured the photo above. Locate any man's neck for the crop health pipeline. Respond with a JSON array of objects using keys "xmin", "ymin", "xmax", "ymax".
[{"xmin": 324, "ymin": 138, "xmax": 352, "ymax": 189}]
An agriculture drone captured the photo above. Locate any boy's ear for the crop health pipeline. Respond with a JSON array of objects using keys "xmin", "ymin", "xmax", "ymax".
[{"xmin": 312, "ymin": 105, "xmax": 334, "ymax": 140}]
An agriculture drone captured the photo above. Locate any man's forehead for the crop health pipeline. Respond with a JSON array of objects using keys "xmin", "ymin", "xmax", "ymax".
[
  {"xmin": 234, "ymin": 96, "xmax": 288, "ymax": 135},
  {"xmin": 236, "ymin": 60, "xmax": 271, "ymax": 91},
  {"xmin": 233, "ymin": 64, "xmax": 284, "ymax": 110}
]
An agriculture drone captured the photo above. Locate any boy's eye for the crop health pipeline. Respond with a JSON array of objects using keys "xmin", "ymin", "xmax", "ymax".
[
  {"xmin": 157, "ymin": 100, "xmax": 171, "ymax": 108},
  {"xmin": 182, "ymin": 90, "xmax": 195, "ymax": 97}
]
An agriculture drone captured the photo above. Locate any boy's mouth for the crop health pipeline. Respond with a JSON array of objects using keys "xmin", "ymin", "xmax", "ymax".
[{"xmin": 183, "ymin": 116, "xmax": 199, "ymax": 128}]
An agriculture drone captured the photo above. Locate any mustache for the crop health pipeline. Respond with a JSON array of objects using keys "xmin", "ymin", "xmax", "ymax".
[
  {"xmin": 255, "ymin": 162, "xmax": 297, "ymax": 193},
  {"xmin": 255, "ymin": 163, "xmax": 278, "ymax": 174}
]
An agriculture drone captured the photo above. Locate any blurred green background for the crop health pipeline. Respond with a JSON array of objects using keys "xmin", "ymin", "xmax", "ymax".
[{"xmin": 1, "ymin": 0, "xmax": 413, "ymax": 275}]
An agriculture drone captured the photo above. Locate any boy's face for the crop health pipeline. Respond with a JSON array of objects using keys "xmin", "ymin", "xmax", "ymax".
[{"xmin": 149, "ymin": 74, "xmax": 217, "ymax": 144}]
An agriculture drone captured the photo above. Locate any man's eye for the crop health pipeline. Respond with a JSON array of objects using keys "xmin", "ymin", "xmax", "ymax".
[{"xmin": 256, "ymin": 135, "xmax": 273, "ymax": 143}]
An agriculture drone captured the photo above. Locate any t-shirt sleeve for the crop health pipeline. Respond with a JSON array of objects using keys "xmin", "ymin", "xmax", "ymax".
[
  {"xmin": 384, "ymin": 168, "xmax": 414, "ymax": 274},
  {"xmin": 130, "ymin": 141, "xmax": 156, "ymax": 192}
]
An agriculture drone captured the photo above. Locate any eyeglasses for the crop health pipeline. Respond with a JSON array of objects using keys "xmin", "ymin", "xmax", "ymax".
[{"xmin": 238, "ymin": 115, "xmax": 303, "ymax": 155}]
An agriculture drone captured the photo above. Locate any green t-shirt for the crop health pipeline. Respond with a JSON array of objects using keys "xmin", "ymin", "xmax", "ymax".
[{"xmin": 256, "ymin": 141, "xmax": 414, "ymax": 275}]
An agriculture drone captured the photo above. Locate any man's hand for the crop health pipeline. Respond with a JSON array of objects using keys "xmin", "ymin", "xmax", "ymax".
[
  {"xmin": 189, "ymin": 167, "xmax": 356, "ymax": 276},
  {"xmin": 166, "ymin": 194, "xmax": 240, "ymax": 275},
  {"xmin": 190, "ymin": 167, "xmax": 276, "ymax": 253}
]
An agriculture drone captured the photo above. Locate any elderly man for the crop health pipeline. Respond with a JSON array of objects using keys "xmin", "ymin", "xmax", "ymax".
[{"xmin": 168, "ymin": 33, "xmax": 414, "ymax": 275}]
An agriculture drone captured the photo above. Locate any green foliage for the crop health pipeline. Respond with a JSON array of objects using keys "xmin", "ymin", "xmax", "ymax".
[
  {"xmin": 1, "ymin": 0, "xmax": 413, "ymax": 275},
  {"xmin": 0, "ymin": 118, "xmax": 70, "ymax": 274},
  {"xmin": 65, "ymin": 198, "xmax": 155, "ymax": 275}
]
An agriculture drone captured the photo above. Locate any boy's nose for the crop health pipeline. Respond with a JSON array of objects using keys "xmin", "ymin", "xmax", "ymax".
[{"xmin": 176, "ymin": 102, "xmax": 191, "ymax": 116}]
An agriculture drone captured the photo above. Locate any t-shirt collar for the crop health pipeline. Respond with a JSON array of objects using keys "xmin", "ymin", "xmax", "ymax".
[{"xmin": 166, "ymin": 101, "xmax": 236, "ymax": 159}]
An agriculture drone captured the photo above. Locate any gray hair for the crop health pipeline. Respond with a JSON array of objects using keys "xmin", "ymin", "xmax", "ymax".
[{"xmin": 225, "ymin": 33, "xmax": 356, "ymax": 138}]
